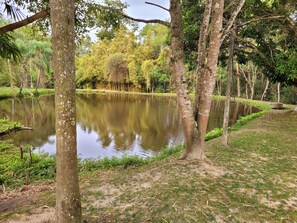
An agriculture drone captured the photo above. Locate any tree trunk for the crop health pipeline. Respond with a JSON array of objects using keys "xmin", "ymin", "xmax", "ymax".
[
  {"xmin": 261, "ymin": 78, "xmax": 269, "ymax": 101},
  {"xmin": 7, "ymin": 59, "xmax": 13, "ymax": 87},
  {"xmin": 245, "ymin": 82, "xmax": 249, "ymax": 98},
  {"xmin": 193, "ymin": 0, "xmax": 224, "ymax": 159},
  {"xmin": 169, "ymin": 0, "xmax": 202, "ymax": 160},
  {"xmin": 236, "ymin": 63, "xmax": 241, "ymax": 97},
  {"xmin": 51, "ymin": 0, "xmax": 82, "ymax": 222},
  {"xmin": 222, "ymin": 29, "xmax": 235, "ymax": 146},
  {"xmin": 193, "ymin": 0, "xmax": 213, "ymax": 122},
  {"xmin": 277, "ymin": 82, "xmax": 281, "ymax": 103}
]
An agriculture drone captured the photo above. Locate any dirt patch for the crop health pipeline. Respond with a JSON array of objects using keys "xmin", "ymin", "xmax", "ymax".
[
  {"xmin": 0, "ymin": 182, "xmax": 54, "ymax": 220},
  {"xmin": 3, "ymin": 206, "xmax": 55, "ymax": 223},
  {"xmin": 0, "ymin": 195, "xmax": 35, "ymax": 213},
  {"xmin": 0, "ymin": 182, "xmax": 54, "ymax": 202}
]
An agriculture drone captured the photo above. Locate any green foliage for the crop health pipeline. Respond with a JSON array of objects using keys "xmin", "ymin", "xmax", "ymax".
[
  {"xmin": 237, "ymin": 0, "xmax": 297, "ymax": 85},
  {"xmin": 0, "ymin": 119, "xmax": 21, "ymax": 133},
  {"xmin": 0, "ymin": 141, "xmax": 56, "ymax": 186},
  {"xmin": 79, "ymin": 145, "xmax": 183, "ymax": 172},
  {"xmin": 0, "ymin": 33, "xmax": 22, "ymax": 61},
  {"xmin": 76, "ymin": 25, "xmax": 172, "ymax": 92},
  {"xmin": 182, "ymin": 0, "xmax": 204, "ymax": 69},
  {"xmin": 275, "ymin": 49, "xmax": 297, "ymax": 82},
  {"xmin": 105, "ymin": 53, "xmax": 128, "ymax": 83},
  {"xmin": 141, "ymin": 60, "xmax": 155, "ymax": 91}
]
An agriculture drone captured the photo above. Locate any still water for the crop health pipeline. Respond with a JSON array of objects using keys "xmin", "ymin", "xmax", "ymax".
[{"xmin": 0, "ymin": 94, "xmax": 258, "ymax": 159}]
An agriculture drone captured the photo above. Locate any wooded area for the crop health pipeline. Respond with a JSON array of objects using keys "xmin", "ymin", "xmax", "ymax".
[{"xmin": 0, "ymin": 0, "xmax": 296, "ymax": 222}]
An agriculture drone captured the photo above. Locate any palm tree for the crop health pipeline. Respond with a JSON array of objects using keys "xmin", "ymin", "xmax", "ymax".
[
  {"xmin": 0, "ymin": 32, "xmax": 21, "ymax": 60},
  {"xmin": 0, "ymin": 4, "xmax": 23, "ymax": 61}
]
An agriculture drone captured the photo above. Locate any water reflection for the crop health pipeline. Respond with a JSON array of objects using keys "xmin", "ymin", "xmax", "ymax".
[{"xmin": 0, "ymin": 94, "xmax": 259, "ymax": 159}]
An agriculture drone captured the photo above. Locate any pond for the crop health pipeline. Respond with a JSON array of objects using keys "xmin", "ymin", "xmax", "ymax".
[{"xmin": 0, "ymin": 93, "xmax": 259, "ymax": 159}]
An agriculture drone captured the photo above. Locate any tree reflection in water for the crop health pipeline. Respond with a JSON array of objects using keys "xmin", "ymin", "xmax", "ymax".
[{"xmin": 0, "ymin": 94, "xmax": 259, "ymax": 159}]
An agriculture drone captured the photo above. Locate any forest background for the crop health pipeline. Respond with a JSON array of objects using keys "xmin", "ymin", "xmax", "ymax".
[{"xmin": 0, "ymin": 0, "xmax": 296, "ymax": 104}]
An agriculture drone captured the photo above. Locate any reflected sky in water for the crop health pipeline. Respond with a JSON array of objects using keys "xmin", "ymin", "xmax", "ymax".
[{"xmin": 0, "ymin": 94, "xmax": 259, "ymax": 159}]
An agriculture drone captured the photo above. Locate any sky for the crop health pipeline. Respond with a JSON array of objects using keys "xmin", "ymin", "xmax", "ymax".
[
  {"xmin": 0, "ymin": 0, "xmax": 170, "ymax": 40},
  {"xmin": 123, "ymin": 0, "xmax": 169, "ymax": 21},
  {"xmin": 88, "ymin": 0, "xmax": 170, "ymax": 40}
]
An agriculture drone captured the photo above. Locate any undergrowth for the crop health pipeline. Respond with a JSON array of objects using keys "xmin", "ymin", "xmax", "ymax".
[{"xmin": 0, "ymin": 119, "xmax": 22, "ymax": 134}]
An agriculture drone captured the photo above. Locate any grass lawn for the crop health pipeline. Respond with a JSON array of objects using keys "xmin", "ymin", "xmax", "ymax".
[
  {"xmin": 0, "ymin": 107, "xmax": 296, "ymax": 222},
  {"xmin": 0, "ymin": 87, "xmax": 54, "ymax": 99}
]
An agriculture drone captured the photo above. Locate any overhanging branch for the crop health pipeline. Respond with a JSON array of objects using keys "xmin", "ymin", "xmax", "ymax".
[
  {"xmin": 145, "ymin": 2, "xmax": 169, "ymax": 12},
  {"xmin": 122, "ymin": 13, "xmax": 170, "ymax": 27},
  {"xmin": 221, "ymin": 0, "xmax": 245, "ymax": 44},
  {"xmin": 0, "ymin": 8, "xmax": 50, "ymax": 35}
]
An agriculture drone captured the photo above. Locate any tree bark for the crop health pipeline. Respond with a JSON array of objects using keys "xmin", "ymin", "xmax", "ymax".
[
  {"xmin": 236, "ymin": 63, "xmax": 241, "ymax": 97},
  {"xmin": 277, "ymin": 82, "xmax": 281, "ymax": 103},
  {"xmin": 261, "ymin": 78, "xmax": 269, "ymax": 101},
  {"xmin": 169, "ymin": 0, "xmax": 202, "ymax": 160},
  {"xmin": 193, "ymin": 0, "xmax": 212, "ymax": 122},
  {"xmin": 193, "ymin": 0, "xmax": 224, "ymax": 159},
  {"xmin": 51, "ymin": 0, "xmax": 82, "ymax": 222},
  {"xmin": 222, "ymin": 29, "xmax": 235, "ymax": 146}
]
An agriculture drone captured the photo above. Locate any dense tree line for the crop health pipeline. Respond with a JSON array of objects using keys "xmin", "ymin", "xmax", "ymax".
[{"xmin": 76, "ymin": 25, "xmax": 172, "ymax": 92}]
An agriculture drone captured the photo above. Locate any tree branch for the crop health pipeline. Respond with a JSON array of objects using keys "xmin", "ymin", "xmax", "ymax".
[
  {"xmin": 145, "ymin": 2, "xmax": 169, "ymax": 12},
  {"xmin": 0, "ymin": 8, "xmax": 50, "ymax": 35},
  {"xmin": 224, "ymin": 0, "xmax": 236, "ymax": 13},
  {"xmin": 286, "ymin": 16, "xmax": 297, "ymax": 37},
  {"xmin": 121, "ymin": 13, "xmax": 170, "ymax": 27},
  {"xmin": 221, "ymin": 0, "xmax": 245, "ymax": 44},
  {"xmin": 238, "ymin": 15, "xmax": 285, "ymax": 27}
]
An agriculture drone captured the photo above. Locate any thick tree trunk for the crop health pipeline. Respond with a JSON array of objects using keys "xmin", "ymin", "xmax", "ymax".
[
  {"xmin": 222, "ymin": 29, "xmax": 235, "ymax": 146},
  {"xmin": 169, "ymin": 0, "xmax": 202, "ymax": 160},
  {"xmin": 51, "ymin": 0, "xmax": 82, "ymax": 222},
  {"xmin": 194, "ymin": 0, "xmax": 224, "ymax": 158},
  {"xmin": 193, "ymin": 0, "xmax": 212, "ymax": 121}
]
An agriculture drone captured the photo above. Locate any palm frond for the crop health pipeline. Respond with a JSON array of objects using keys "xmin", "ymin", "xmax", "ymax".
[
  {"xmin": 3, "ymin": 2, "xmax": 25, "ymax": 21},
  {"xmin": 0, "ymin": 33, "xmax": 22, "ymax": 61}
]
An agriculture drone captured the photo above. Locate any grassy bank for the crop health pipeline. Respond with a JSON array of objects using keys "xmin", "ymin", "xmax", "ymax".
[
  {"xmin": 0, "ymin": 87, "xmax": 54, "ymax": 99},
  {"xmin": 0, "ymin": 119, "xmax": 22, "ymax": 134},
  {"xmin": 1, "ymin": 106, "xmax": 296, "ymax": 222},
  {"xmin": 0, "ymin": 97, "xmax": 270, "ymax": 188}
]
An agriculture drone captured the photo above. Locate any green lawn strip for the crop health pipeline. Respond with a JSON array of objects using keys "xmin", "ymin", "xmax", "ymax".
[
  {"xmin": 0, "ymin": 87, "xmax": 54, "ymax": 99},
  {"xmin": 0, "ymin": 119, "xmax": 22, "ymax": 134},
  {"xmin": 205, "ymin": 97, "xmax": 271, "ymax": 141}
]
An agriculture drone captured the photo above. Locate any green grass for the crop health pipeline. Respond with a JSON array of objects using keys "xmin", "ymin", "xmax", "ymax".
[
  {"xmin": 1, "ymin": 109, "xmax": 297, "ymax": 222},
  {"xmin": 79, "ymin": 110, "xmax": 297, "ymax": 223},
  {"xmin": 79, "ymin": 145, "xmax": 183, "ymax": 172},
  {"xmin": 0, "ymin": 142, "xmax": 56, "ymax": 186},
  {"xmin": 0, "ymin": 119, "xmax": 22, "ymax": 133},
  {"xmin": 0, "ymin": 87, "xmax": 54, "ymax": 99},
  {"xmin": 205, "ymin": 98, "xmax": 271, "ymax": 141}
]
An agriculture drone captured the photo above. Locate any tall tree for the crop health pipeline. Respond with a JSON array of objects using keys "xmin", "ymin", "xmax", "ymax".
[
  {"xmin": 51, "ymin": 0, "xmax": 82, "ymax": 222},
  {"xmin": 222, "ymin": 28, "xmax": 235, "ymax": 146},
  {"xmin": 169, "ymin": 0, "xmax": 201, "ymax": 159}
]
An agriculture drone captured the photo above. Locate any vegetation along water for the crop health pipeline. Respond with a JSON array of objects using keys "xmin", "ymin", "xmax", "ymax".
[{"xmin": 0, "ymin": 0, "xmax": 296, "ymax": 221}]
